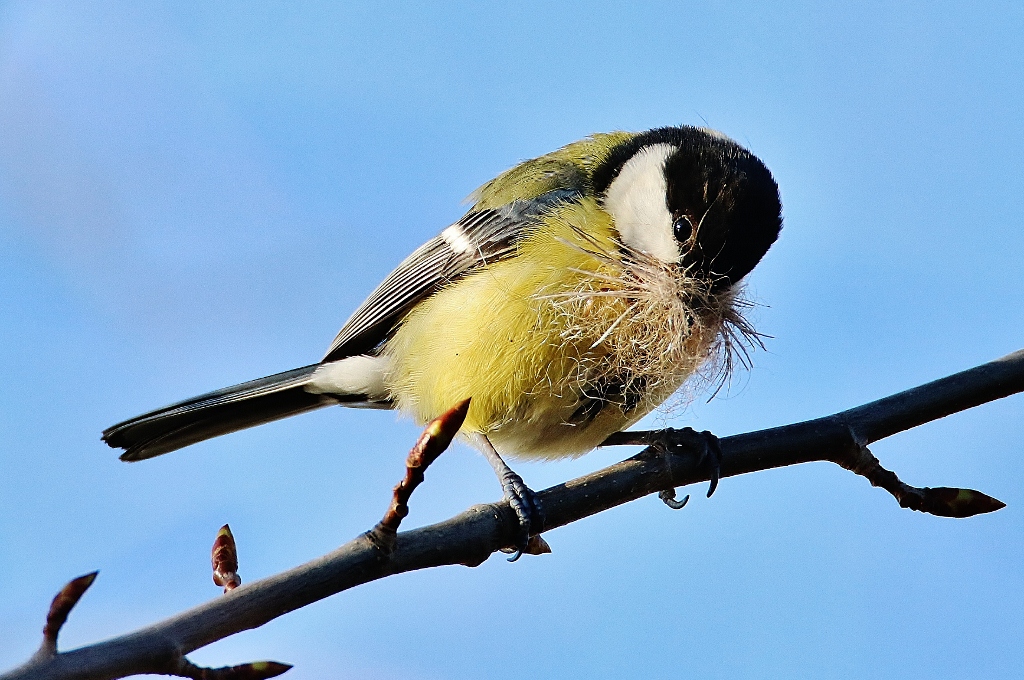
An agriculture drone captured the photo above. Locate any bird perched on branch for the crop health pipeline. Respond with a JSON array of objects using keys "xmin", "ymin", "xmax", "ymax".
[{"xmin": 103, "ymin": 126, "xmax": 783, "ymax": 553}]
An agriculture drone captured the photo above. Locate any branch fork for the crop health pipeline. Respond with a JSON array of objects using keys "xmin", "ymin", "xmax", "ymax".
[{"xmin": 17, "ymin": 568, "xmax": 292, "ymax": 680}]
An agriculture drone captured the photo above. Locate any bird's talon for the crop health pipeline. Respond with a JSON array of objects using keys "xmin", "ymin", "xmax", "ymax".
[
  {"xmin": 704, "ymin": 431, "xmax": 723, "ymax": 497},
  {"xmin": 706, "ymin": 474, "xmax": 719, "ymax": 497},
  {"xmin": 659, "ymin": 488, "xmax": 689, "ymax": 509}
]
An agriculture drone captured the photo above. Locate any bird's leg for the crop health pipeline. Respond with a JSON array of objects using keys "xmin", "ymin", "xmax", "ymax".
[{"xmin": 470, "ymin": 434, "xmax": 544, "ymax": 560}]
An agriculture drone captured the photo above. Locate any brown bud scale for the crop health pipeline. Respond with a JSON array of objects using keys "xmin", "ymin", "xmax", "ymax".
[{"xmin": 212, "ymin": 524, "xmax": 241, "ymax": 592}]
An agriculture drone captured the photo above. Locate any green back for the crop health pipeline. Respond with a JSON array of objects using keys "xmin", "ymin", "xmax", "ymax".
[{"xmin": 469, "ymin": 131, "xmax": 636, "ymax": 210}]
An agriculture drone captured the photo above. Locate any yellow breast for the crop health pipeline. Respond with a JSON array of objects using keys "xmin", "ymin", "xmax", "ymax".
[{"xmin": 383, "ymin": 198, "xmax": 724, "ymax": 459}]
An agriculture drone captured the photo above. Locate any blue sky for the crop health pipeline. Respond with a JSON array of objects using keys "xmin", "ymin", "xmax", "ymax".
[{"xmin": 1, "ymin": 1, "xmax": 1022, "ymax": 677}]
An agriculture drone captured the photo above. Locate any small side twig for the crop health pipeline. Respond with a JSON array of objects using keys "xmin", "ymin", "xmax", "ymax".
[
  {"xmin": 212, "ymin": 525, "xmax": 241, "ymax": 592},
  {"xmin": 32, "ymin": 572, "xmax": 98, "ymax": 660},
  {"xmin": 367, "ymin": 398, "xmax": 472, "ymax": 553},
  {"xmin": 170, "ymin": 658, "xmax": 291, "ymax": 680},
  {"xmin": 837, "ymin": 439, "xmax": 1005, "ymax": 518}
]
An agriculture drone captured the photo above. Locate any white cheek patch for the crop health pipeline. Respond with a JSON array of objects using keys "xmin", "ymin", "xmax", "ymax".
[
  {"xmin": 603, "ymin": 142, "xmax": 679, "ymax": 263},
  {"xmin": 306, "ymin": 354, "xmax": 389, "ymax": 400}
]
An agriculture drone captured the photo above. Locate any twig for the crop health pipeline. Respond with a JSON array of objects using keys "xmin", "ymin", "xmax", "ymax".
[
  {"xmin": 3, "ymin": 349, "xmax": 1023, "ymax": 680},
  {"xmin": 18, "ymin": 569, "xmax": 292, "ymax": 680},
  {"xmin": 32, "ymin": 572, "xmax": 97, "ymax": 660},
  {"xmin": 604, "ymin": 428, "xmax": 1004, "ymax": 519},
  {"xmin": 169, "ymin": 658, "xmax": 291, "ymax": 680},
  {"xmin": 834, "ymin": 441, "xmax": 1004, "ymax": 517},
  {"xmin": 367, "ymin": 398, "xmax": 471, "ymax": 553}
]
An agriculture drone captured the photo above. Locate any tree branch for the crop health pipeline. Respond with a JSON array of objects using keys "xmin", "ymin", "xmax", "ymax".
[{"xmin": 4, "ymin": 349, "xmax": 1023, "ymax": 680}]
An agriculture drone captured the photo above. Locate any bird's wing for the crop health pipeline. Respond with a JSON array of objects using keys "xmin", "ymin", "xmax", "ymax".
[{"xmin": 322, "ymin": 186, "xmax": 582, "ymax": 362}]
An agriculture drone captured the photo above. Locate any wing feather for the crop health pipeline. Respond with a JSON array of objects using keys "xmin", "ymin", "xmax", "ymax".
[{"xmin": 322, "ymin": 188, "xmax": 581, "ymax": 362}]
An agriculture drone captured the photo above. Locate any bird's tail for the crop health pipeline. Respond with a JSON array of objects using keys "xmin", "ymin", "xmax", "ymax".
[{"xmin": 103, "ymin": 364, "xmax": 338, "ymax": 462}]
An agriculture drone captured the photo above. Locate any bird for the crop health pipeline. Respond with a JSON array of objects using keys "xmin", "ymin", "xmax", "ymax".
[{"xmin": 103, "ymin": 125, "xmax": 783, "ymax": 553}]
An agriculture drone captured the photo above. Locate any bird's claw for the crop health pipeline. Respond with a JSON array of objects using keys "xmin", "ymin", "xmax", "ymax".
[
  {"xmin": 700, "ymin": 432, "xmax": 723, "ymax": 498},
  {"xmin": 659, "ymin": 488, "xmax": 690, "ymax": 509},
  {"xmin": 499, "ymin": 469, "xmax": 544, "ymax": 561}
]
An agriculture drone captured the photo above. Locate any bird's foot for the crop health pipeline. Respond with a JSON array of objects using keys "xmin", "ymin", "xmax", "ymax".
[
  {"xmin": 471, "ymin": 433, "xmax": 546, "ymax": 561},
  {"xmin": 497, "ymin": 468, "xmax": 545, "ymax": 561},
  {"xmin": 653, "ymin": 427, "xmax": 723, "ymax": 501}
]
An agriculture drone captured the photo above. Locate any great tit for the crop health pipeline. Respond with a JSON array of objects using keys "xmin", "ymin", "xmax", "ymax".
[{"xmin": 104, "ymin": 125, "xmax": 782, "ymax": 550}]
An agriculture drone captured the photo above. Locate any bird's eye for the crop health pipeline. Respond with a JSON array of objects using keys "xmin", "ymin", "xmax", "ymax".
[{"xmin": 673, "ymin": 215, "xmax": 693, "ymax": 243}]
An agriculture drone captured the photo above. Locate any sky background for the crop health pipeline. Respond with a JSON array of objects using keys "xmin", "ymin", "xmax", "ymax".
[{"xmin": 1, "ymin": 1, "xmax": 1023, "ymax": 678}]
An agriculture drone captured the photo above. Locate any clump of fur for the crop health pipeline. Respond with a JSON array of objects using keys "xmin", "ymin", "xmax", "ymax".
[{"xmin": 535, "ymin": 229, "xmax": 762, "ymax": 417}]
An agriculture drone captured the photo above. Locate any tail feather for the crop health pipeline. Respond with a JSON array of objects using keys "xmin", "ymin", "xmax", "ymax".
[{"xmin": 103, "ymin": 364, "xmax": 340, "ymax": 461}]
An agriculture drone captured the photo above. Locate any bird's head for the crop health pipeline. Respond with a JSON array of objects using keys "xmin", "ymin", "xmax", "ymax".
[{"xmin": 596, "ymin": 126, "xmax": 782, "ymax": 291}]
